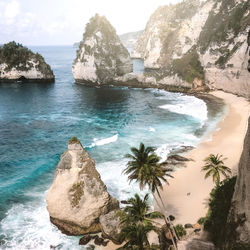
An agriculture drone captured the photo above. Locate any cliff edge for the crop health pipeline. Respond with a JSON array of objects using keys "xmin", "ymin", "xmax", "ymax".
[
  {"xmin": 46, "ymin": 137, "xmax": 119, "ymax": 236},
  {"xmin": 226, "ymin": 117, "xmax": 250, "ymax": 249},
  {"xmin": 72, "ymin": 14, "xmax": 133, "ymax": 85},
  {"xmin": 0, "ymin": 41, "xmax": 54, "ymax": 82}
]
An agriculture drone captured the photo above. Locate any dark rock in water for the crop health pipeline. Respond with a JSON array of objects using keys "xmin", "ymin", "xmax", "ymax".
[
  {"xmin": 102, "ymin": 240, "xmax": 109, "ymax": 246},
  {"xmin": 169, "ymin": 215, "xmax": 175, "ymax": 221},
  {"xmin": 167, "ymin": 155, "xmax": 191, "ymax": 162},
  {"xmin": 94, "ymin": 235, "xmax": 104, "ymax": 246},
  {"xmin": 171, "ymin": 146, "xmax": 195, "ymax": 155},
  {"xmin": 194, "ymin": 228, "xmax": 201, "ymax": 233},
  {"xmin": 185, "ymin": 224, "xmax": 193, "ymax": 229},
  {"xmin": 121, "ymin": 200, "xmax": 129, "ymax": 204},
  {"xmin": 79, "ymin": 234, "xmax": 92, "ymax": 245},
  {"xmin": 86, "ymin": 245, "xmax": 95, "ymax": 250}
]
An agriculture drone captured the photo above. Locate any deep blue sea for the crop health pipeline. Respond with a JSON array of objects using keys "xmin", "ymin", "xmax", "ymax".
[{"xmin": 0, "ymin": 46, "xmax": 225, "ymax": 249}]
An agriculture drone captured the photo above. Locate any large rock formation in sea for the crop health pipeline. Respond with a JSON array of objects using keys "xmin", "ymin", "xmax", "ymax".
[
  {"xmin": 225, "ymin": 117, "xmax": 250, "ymax": 249},
  {"xmin": 131, "ymin": 0, "xmax": 250, "ymax": 98},
  {"xmin": 46, "ymin": 137, "xmax": 119, "ymax": 235},
  {"xmin": 0, "ymin": 41, "xmax": 54, "ymax": 82},
  {"xmin": 72, "ymin": 14, "xmax": 133, "ymax": 85}
]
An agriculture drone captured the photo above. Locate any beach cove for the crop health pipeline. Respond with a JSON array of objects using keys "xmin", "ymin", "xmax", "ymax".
[{"xmin": 156, "ymin": 91, "xmax": 250, "ymax": 225}]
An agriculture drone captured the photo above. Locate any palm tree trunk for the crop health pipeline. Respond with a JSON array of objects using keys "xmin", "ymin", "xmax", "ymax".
[{"xmin": 152, "ymin": 188, "xmax": 178, "ymax": 250}]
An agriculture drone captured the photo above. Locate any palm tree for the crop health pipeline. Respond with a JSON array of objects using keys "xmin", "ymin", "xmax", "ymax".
[
  {"xmin": 118, "ymin": 223, "xmax": 156, "ymax": 250},
  {"xmin": 202, "ymin": 154, "xmax": 232, "ymax": 186},
  {"xmin": 118, "ymin": 193, "xmax": 163, "ymax": 250},
  {"xmin": 124, "ymin": 143, "xmax": 177, "ymax": 249},
  {"xmin": 120, "ymin": 193, "xmax": 164, "ymax": 226}
]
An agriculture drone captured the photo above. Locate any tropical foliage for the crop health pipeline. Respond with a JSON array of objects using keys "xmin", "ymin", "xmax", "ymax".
[
  {"xmin": 124, "ymin": 143, "xmax": 173, "ymax": 193},
  {"xmin": 203, "ymin": 176, "xmax": 237, "ymax": 247},
  {"xmin": 118, "ymin": 193, "xmax": 163, "ymax": 250},
  {"xmin": 123, "ymin": 143, "xmax": 177, "ymax": 249},
  {"xmin": 202, "ymin": 154, "xmax": 232, "ymax": 185}
]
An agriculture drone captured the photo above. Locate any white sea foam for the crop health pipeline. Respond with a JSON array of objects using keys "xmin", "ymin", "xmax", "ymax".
[
  {"xmin": 149, "ymin": 127, "xmax": 156, "ymax": 132},
  {"xmin": 155, "ymin": 144, "xmax": 171, "ymax": 161},
  {"xmin": 89, "ymin": 134, "xmax": 118, "ymax": 148},
  {"xmin": 159, "ymin": 95, "xmax": 208, "ymax": 123},
  {"xmin": 0, "ymin": 197, "xmax": 80, "ymax": 250}
]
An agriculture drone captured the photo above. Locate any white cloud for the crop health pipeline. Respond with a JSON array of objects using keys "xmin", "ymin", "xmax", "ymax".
[{"xmin": 4, "ymin": 0, "xmax": 20, "ymax": 19}]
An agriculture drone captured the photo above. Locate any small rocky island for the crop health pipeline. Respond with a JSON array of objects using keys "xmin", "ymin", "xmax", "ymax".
[
  {"xmin": 72, "ymin": 14, "xmax": 133, "ymax": 85},
  {"xmin": 0, "ymin": 41, "xmax": 54, "ymax": 82},
  {"xmin": 46, "ymin": 137, "xmax": 121, "ymax": 244}
]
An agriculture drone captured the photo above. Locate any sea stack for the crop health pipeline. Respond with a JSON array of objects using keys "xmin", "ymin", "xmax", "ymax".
[
  {"xmin": 72, "ymin": 14, "xmax": 133, "ymax": 85},
  {"xmin": 0, "ymin": 41, "xmax": 54, "ymax": 82},
  {"xmin": 46, "ymin": 137, "xmax": 119, "ymax": 235}
]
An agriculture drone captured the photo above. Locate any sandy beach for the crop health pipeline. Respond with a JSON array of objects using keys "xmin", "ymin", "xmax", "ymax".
[
  {"xmin": 155, "ymin": 91, "xmax": 250, "ymax": 225},
  {"xmin": 102, "ymin": 91, "xmax": 250, "ymax": 249}
]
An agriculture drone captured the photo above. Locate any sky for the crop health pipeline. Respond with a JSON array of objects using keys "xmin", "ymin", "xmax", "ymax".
[{"xmin": 0, "ymin": 0, "xmax": 181, "ymax": 45}]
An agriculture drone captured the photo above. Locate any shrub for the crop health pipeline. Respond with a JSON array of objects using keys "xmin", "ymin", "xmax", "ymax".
[
  {"xmin": 174, "ymin": 224, "xmax": 186, "ymax": 238},
  {"xmin": 204, "ymin": 176, "xmax": 237, "ymax": 247},
  {"xmin": 69, "ymin": 136, "xmax": 80, "ymax": 144}
]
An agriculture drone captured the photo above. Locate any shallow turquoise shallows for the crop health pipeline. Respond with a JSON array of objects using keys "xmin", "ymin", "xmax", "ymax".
[{"xmin": 0, "ymin": 46, "xmax": 225, "ymax": 249}]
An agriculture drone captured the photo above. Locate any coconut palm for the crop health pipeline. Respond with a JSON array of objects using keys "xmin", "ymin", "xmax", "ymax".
[
  {"xmin": 118, "ymin": 223, "xmax": 156, "ymax": 250},
  {"xmin": 120, "ymin": 193, "xmax": 164, "ymax": 226},
  {"xmin": 118, "ymin": 193, "xmax": 162, "ymax": 250},
  {"xmin": 124, "ymin": 143, "xmax": 177, "ymax": 249},
  {"xmin": 202, "ymin": 154, "xmax": 232, "ymax": 186}
]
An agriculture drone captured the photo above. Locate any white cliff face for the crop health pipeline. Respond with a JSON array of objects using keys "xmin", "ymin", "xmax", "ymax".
[
  {"xmin": 0, "ymin": 61, "xmax": 46, "ymax": 80},
  {"xmin": 131, "ymin": 0, "xmax": 250, "ymax": 97},
  {"xmin": 201, "ymin": 31, "xmax": 250, "ymax": 98},
  {"xmin": 227, "ymin": 117, "xmax": 250, "ymax": 247},
  {"xmin": 0, "ymin": 42, "xmax": 54, "ymax": 82},
  {"xmin": 46, "ymin": 140, "xmax": 119, "ymax": 235},
  {"xmin": 72, "ymin": 14, "xmax": 133, "ymax": 85}
]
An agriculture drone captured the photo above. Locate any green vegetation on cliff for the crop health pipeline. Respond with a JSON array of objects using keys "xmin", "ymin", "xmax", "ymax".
[
  {"xmin": 204, "ymin": 176, "xmax": 236, "ymax": 247},
  {"xmin": 0, "ymin": 41, "xmax": 53, "ymax": 74},
  {"xmin": 172, "ymin": 48, "xmax": 204, "ymax": 84},
  {"xmin": 198, "ymin": 0, "xmax": 249, "ymax": 67}
]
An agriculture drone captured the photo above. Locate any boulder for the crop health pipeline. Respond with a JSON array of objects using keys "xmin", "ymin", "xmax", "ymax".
[
  {"xmin": 46, "ymin": 137, "xmax": 119, "ymax": 235},
  {"xmin": 0, "ymin": 41, "xmax": 54, "ymax": 82},
  {"xmin": 79, "ymin": 235, "xmax": 92, "ymax": 245},
  {"xmin": 72, "ymin": 14, "xmax": 132, "ymax": 85},
  {"xmin": 99, "ymin": 209, "xmax": 122, "ymax": 244},
  {"xmin": 184, "ymin": 224, "xmax": 193, "ymax": 229}
]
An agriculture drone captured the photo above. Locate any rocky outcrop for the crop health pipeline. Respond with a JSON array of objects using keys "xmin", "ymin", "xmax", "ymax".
[
  {"xmin": 132, "ymin": 0, "xmax": 250, "ymax": 98},
  {"xmin": 119, "ymin": 30, "xmax": 143, "ymax": 48},
  {"xmin": 72, "ymin": 14, "xmax": 133, "ymax": 85},
  {"xmin": 226, "ymin": 117, "xmax": 250, "ymax": 248},
  {"xmin": 99, "ymin": 210, "xmax": 121, "ymax": 244},
  {"xmin": 0, "ymin": 41, "xmax": 54, "ymax": 82},
  {"xmin": 46, "ymin": 137, "xmax": 119, "ymax": 235}
]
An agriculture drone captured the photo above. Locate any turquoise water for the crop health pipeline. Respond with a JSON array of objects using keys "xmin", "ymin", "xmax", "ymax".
[{"xmin": 0, "ymin": 46, "xmax": 225, "ymax": 249}]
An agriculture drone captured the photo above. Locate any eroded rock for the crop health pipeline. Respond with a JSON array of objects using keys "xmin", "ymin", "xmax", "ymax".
[{"xmin": 46, "ymin": 138, "xmax": 119, "ymax": 235}]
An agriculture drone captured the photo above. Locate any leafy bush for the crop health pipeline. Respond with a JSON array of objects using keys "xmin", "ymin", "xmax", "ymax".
[
  {"xmin": 172, "ymin": 47, "xmax": 204, "ymax": 84},
  {"xmin": 68, "ymin": 136, "xmax": 80, "ymax": 144},
  {"xmin": 197, "ymin": 217, "xmax": 206, "ymax": 225},
  {"xmin": 204, "ymin": 176, "xmax": 237, "ymax": 247},
  {"xmin": 0, "ymin": 41, "xmax": 52, "ymax": 74},
  {"xmin": 174, "ymin": 224, "xmax": 186, "ymax": 238}
]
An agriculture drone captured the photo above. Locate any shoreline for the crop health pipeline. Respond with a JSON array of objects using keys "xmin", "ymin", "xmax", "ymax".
[{"xmin": 155, "ymin": 90, "xmax": 250, "ymax": 225}]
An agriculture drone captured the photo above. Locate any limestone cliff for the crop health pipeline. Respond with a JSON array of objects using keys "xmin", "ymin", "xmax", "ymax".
[
  {"xmin": 132, "ymin": 0, "xmax": 250, "ymax": 98},
  {"xmin": 0, "ymin": 41, "xmax": 54, "ymax": 82},
  {"xmin": 46, "ymin": 137, "xmax": 119, "ymax": 235},
  {"xmin": 72, "ymin": 14, "xmax": 133, "ymax": 85},
  {"xmin": 226, "ymin": 117, "xmax": 250, "ymax": 249}
]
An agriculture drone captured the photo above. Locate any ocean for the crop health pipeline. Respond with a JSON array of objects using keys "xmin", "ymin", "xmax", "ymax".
[{"xmin": 0, "ymin": 46, "xmax": 225, "ymax": 249}]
